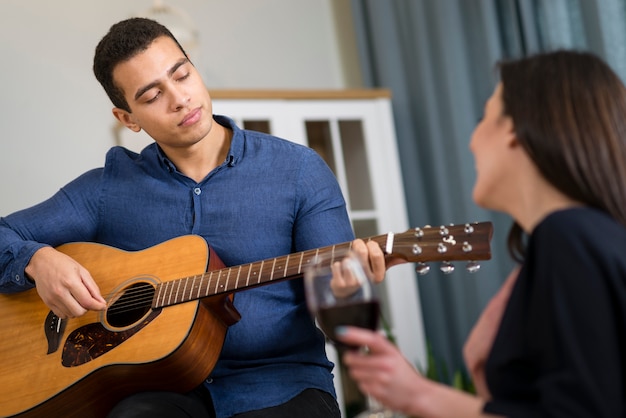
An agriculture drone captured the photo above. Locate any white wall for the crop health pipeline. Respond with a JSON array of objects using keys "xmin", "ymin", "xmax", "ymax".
[{"xmin": 0, "ymin": 0, "xmax": 360, "ymax": 215}]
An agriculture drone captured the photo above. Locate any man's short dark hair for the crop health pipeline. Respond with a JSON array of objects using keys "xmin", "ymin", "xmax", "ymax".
[{"xmin": 93, "ymin": 17, "xmax": 188, "ymax": 112}]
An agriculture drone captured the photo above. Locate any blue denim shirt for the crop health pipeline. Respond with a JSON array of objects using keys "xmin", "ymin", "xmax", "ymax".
[{"xmin": 0, "ymin": 115, "xmax": 354, "ymax": 417}]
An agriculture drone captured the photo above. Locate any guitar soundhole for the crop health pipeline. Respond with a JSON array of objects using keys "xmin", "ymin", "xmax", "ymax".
[{"xmin": 107, "ymin": 281, "xmax": 155, "ymax": 328}]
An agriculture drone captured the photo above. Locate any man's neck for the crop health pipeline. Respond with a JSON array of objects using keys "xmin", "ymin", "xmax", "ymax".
[{"xmin": 163, "ymin": 123, "xmax": 232, "ymax": 183}]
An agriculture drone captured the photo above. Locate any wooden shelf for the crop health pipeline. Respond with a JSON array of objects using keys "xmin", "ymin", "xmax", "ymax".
[{"xmin": 209, "ymin": 88, "xmax": 391, "ymax": 100}]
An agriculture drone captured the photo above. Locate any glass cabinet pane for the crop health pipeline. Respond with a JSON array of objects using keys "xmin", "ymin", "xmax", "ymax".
[
  {"xmin": 305, "ymin": 120, "xmax": 337, "ymax": 174},
  {"xmin": 243, "ymin": 120, "xmax": 271, "ymax": 134},
  {"xmin": 339, "ymin": 120, "xmax": 374, "ymax": 211},
  {"xmin": 352, "ymin": 219, "xmax": 378, "ymax": 239}
]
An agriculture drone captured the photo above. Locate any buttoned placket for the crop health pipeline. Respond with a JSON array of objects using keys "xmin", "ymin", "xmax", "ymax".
[{"xmin": 191, "ymin": 186, "xmax": 203, "ymax": 234}]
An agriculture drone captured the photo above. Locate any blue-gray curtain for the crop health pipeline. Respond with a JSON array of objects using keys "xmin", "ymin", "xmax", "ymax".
[{"xmin": 350, "ymin": 0, "xmax": 626, "ymax": 381}]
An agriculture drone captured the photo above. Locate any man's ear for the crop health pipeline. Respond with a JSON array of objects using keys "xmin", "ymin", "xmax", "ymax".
[{"xmin": 112, "ymin": 108, "xmax": 141, "ymax": 132}]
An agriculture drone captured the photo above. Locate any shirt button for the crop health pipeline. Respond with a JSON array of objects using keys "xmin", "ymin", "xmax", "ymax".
[
  {"xmin": 194, "ymin": 187, "xmax": 202, "ymax": 195},
  {"xmin": 15, "ymin": 274, "xmax": 21, "ymax": 283},
  {"xmin": 205, "ymin": 377, "xmax": 213, "ymax": 384}
]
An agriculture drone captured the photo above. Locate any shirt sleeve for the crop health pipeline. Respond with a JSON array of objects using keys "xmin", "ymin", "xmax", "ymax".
[
  {"xmin": 291, "ymin": 148, "xmax": 355, "ymax": 251},
  {"xmin": 0, "ymin": 168, "xmax": 104, "ymax": 292}
]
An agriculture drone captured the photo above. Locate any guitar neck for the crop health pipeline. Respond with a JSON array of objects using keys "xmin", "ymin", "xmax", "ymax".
[
  {"xmin": 152, "ymin": 240, "xmax": 362, "ymax": 309},
  {"xmin": 152, "ymin": 221, "xmax": 493, "ymax": 309}
]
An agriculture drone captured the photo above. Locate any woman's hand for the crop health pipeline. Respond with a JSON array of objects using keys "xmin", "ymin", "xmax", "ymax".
[
  {"xmin": 338, "ymin": 326, "xmax": 499, "ymax": 418},
  {"xmin": 337, "ymin": 326, "xmax": 425, "ymax": 414}
]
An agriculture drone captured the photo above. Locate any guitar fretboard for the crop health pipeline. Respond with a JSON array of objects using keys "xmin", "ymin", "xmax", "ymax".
[{"xmin": 152, "ymin": 241, "xmax": 357, "ymax": 308}]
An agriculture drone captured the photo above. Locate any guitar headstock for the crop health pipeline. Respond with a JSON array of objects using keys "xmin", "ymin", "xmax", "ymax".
[{"xmin": 385, "ymin": 221, "xmax": 493, "ymax": 275}]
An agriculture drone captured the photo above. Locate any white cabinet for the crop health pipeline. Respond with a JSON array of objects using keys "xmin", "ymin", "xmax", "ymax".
[{"xmin": 211, "ymin": 89, "xmax": 426, "ymax": 415}]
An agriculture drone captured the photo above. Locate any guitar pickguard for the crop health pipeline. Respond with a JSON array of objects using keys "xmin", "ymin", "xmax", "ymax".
[{"xmin": 61, "ymin": 308, "xmax": 161, "ymax": 367}]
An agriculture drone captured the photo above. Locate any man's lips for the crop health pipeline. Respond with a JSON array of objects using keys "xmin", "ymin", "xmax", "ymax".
[{"xmin": 179, "ymin": 108, "xmax": 201, "ymax": 127}]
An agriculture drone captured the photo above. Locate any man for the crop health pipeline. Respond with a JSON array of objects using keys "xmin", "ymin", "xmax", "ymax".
[{"xmin": 0, "ymin": 17, "xmax": 385, "ymax": 418}]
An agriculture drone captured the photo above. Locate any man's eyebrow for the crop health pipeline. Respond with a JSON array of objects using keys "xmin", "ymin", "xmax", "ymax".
[{"xmin": 133, "ymin": 58, "xmax": 190, "ymax": 101}]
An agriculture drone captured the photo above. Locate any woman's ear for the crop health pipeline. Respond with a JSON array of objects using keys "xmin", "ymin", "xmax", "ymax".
[
  {"xmin": 112, "ymin": 108, "xmax": 141, "ymax": 132},
  {"xmin": 503, "ymin": 117, "xmax": 518, "ymax": 148}
]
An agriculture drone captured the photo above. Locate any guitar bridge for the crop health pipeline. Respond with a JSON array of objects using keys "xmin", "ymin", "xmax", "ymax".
[{"xmin": 44, "ymin": 310, "xmax": 66, "ymax": 354}]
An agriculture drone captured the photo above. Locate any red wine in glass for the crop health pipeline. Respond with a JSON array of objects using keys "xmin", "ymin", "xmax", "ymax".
[{"xmin": 316, "ymin": 300, "xmax": 380, "ymax": 352}]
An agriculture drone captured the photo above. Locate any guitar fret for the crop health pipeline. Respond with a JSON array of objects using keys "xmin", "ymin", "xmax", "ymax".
[
  {"xmin": 168, "ymin": 280, "xmax": 178, "ymax": 305},
  {"xmin": 214, "ymin": 270, "xmax": 223, "ymax": 294},
  {"xmin": 173, "ymin": 280, "xmax": 181, "ymax": 305},
  {"xmin": 157, "ymin": 282, "xmax": 165, "ymax": 307},
  {"xmin": 257, "ymin": 260, "xmax": 264, "ymax": 284},
  {"xmin": 313, "ymin": 248, "xmax": 320, "ymax": 270},
  {"xmin": 235, "ymin": 265, "xmax": 242, "ymax": 290},
  {"xmin": 226, "ymin": 268, "xmax": 232, "ymax": 291},
  {"xmin": 165, "ymin": 282, "xmax": 172, "ymax": 305},
  {"xmin": 189, "ymin": 275, "xmax": 197, "ymax": 301},
  {"xmin": 179, "ymin": 279, "xmax": 185, "ymax": 303},
  {"xmin": 284, "ymin": 254, "xmax": 290, "ymax": 278},
  {"xmin": 176, "ymin": 279, "xmax": 183, "ymax": 303},
  {"xmin": 269, "ymin": 258, "xmax": 276, "ymax": 282},
  {"xmin": 246, "ymin": 264, "xmax": 252, "ymax": 287},
  {"xmin": 168, "ymin": 280, "xmax": 174, "ymax": 305},
  {"xmin": 158, "ymin": 281, "xmax": 166, "ymax": 307},
  {"xmin": 298, "ymin": 252, "xmax": 304, "ymax": 275},
  {"xmin": 205, "ymin": 271, "xmax": 213, "ymax": 297},
  {"xmin": 196, "ymin": 274, "xmax": 203, "ymax": 299},
  {"xmin": 273, "ymin": 257, "xmax": 285, "ymax": 279},
  {"xmin": 172, "ymin": 280, "xmax": 179, "ymax": 305},
  {"xmin": 165, "ymin": 281, "xmax": 173, "ymax": 306},
  {"xmin": 181, "ymin": 277, "xmax": 189, "ymax": 303},
  {"xmin": 156, "ymin": 284, "xmax": 165, "ymax": 307}
]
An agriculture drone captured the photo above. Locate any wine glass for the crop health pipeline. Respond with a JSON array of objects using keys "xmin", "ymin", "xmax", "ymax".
[{"xmin": 304, "ymin": 250, "xmax": 402, "ymax": 418}]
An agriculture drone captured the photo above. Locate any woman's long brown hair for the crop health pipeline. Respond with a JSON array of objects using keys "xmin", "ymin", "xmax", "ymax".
[{"xmin": 498, "ymin": 51, "xmax": 626, "ymax": 262}]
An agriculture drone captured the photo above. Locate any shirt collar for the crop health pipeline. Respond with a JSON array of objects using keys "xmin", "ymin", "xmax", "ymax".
[{"xmin": 214, "ymin": 114, "xmax": 242, "ymax": 167}]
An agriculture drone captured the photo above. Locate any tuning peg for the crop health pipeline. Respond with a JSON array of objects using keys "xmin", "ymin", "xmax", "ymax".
[
  {"xmin": 466, "ymin": 261, "xmax": 481, "ymax": 273},
  {"xmin": 413, "ymin": 227, "xmax": 425, "ymax": 238},
  {"xmin": 415, "ymin": 262, "xmax": 430, "ymax": 275},
  {"xmin": 440, "ymin": 261, "xmax": 455, "ymax": 274}
]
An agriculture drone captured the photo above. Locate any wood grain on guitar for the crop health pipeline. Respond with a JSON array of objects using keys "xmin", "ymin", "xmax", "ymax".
[{"xmin": 0, "ymin": 222, "xmax": 492, "ymax": 418}]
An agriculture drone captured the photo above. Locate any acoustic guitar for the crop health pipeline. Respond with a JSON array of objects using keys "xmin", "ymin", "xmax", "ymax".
[{"xmin": 0, "ymin": 222, "xmax": 492, "ymax": 418}]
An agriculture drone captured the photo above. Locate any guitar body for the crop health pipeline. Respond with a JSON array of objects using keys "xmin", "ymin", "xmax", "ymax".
[{"xmin": 0, "ymin": 235, "xmax": 234, "ymax": 418}]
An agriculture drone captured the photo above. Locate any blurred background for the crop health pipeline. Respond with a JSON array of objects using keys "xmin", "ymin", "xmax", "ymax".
[{"xmin": 2, "ymin": 0, "xmax": 626, "ymax": 395}]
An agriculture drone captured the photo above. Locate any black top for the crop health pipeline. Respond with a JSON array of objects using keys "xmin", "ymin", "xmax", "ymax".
[{"xmin": 484, "ymin": 207, "xmax": 626, "ymax": 417}]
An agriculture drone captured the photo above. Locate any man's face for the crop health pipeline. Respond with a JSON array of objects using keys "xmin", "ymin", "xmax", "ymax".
[{"xmin": 112, "ymin": 36, "xmax": 213, "ymax": 151}]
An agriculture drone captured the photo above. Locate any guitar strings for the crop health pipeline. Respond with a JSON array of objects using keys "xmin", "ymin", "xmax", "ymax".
[
  {"xmin": 101, "ymin": 246, "xmax": 358, "ymax": 317},
  {"xmin": 100, "ymin": 234, "xmax": 478, "ymax": 318}
]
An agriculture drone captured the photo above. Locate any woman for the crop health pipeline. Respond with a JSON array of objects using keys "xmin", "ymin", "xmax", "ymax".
[{"xmin": 337, "ymin": 50, "xmax": 626, "ymax": 417}]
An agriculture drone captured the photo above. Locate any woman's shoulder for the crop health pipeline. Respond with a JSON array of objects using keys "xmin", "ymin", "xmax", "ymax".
[
  {"xmin": 538, "ymin": 206, "xmax": 623, "ymax": 234},
  {"xmin": 533, "ymin": 206, "xmax": 626, "ymax": 261}
]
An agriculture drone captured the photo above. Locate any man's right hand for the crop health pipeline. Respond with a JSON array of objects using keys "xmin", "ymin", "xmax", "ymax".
[{"xmin": 25, "ymin": 246, "xmax": 107, "ymax": 318}]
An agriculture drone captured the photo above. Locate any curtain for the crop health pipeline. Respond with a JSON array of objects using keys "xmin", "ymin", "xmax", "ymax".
[{"xmin": 350, "ymin": 0, "xmax": 626, "ymax": 382}]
